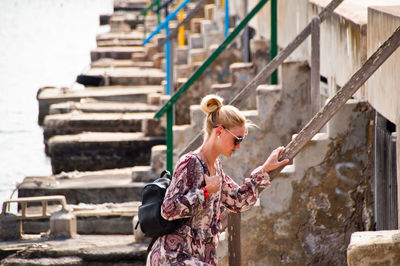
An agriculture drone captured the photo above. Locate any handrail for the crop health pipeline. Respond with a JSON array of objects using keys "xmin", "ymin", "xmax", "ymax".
[
  {"xmin": 154, "ymin": 0, "xmax": 271, "ymax": 119},
  {"xmin": 142, "ymin": 0, "xmax": 193, "ymax": 45},
  {"xmin": 158, "ymin": 0, "xmax": 208, "ymax": 47},
  {"xmin": 155, "ymin": 0, "xmax": 175, "ymax": 13},
  {"xmin": 178, "ymin": 0, "xmax": 343, "ymax": 155}
]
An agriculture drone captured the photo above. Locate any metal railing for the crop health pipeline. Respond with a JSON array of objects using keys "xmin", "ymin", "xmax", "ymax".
[
  {"xmin": 179, "ymin": 0, "xmax": 342, "ymax": 156},
  {"xmin": 154, "ymin": 0, "xmax": 273, "ymax": 172}
]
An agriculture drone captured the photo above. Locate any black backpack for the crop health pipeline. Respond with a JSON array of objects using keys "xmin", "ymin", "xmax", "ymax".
[
  {"xmin": 136, "ymin": 154, "xmax": 208, "ymax": 251},
  {"xmin": 137, "ymin": 170, "xmax": 188, "ymax": 239}
]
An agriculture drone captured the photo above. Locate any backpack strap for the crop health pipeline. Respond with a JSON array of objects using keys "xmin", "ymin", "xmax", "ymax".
[{"xmin": 193, "ymin": 153, "xmax": 210, "ymax": 176}]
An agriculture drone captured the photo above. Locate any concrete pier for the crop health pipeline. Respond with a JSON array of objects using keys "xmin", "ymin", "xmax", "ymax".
[{"xmin": 48, "ymin": 132, "xmax": 165, "ymax": 173}]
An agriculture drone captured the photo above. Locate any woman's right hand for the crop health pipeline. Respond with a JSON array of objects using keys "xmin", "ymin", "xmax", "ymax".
[{"xmin": 204, "ymin": 174, "xmax": 221, "ymax": 195}]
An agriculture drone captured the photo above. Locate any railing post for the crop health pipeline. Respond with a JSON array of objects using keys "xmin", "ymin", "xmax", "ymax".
[
  {"xmin": 165, "ymin": 6, "xmax": 174, "ymax": 173},
  {"xmin": 311, "ymin": 17, "xmax": 321, "ymax": 116},
  {"xmin": 270, "ymin": 0, "xmax": 278, "ymax": 84},
  {"xmin": 242, "ymin": 0, "xmax": 250, "ymax": 62},
  {"xmin": 156, "ymin": 0, "xmax": 161, "ymax": 24},
  {"xmin": 224, "ymin": 0, "xmax": 229, "ymax": 37},
  {"xmin": 178, "ymin": 0, "xmax": 185, "ymax": 46},
  {"xmin": 228, "ymin": 213, "xmax": 241, "ymax": 266}
]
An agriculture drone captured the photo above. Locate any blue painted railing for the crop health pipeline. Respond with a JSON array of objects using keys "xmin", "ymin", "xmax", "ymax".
[
  {"xmin": 142, "ymin": 0, "xmax": 192, "ymax": 45},
  {"xmin": 224, "ymin": 0, "xmax": 229, "ymax": 37}
]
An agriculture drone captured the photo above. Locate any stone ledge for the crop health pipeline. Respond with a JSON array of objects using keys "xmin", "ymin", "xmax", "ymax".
[{"xmin": 347, "ymin": 230, "xmax": 400, "ymax": 266}]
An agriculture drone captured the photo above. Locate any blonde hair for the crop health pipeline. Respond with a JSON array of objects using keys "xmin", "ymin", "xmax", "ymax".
[{"xmin": 200, "ymin": 94, "xmax": 251, "ymax": 137}]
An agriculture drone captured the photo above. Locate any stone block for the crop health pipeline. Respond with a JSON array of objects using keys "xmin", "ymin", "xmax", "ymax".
[
  {"xmin": 203, "ymin": 31, "xmax": 224, "ymax": 49},
  {"xmin": 347, "ymin": 230, "xmax": 400, "ymax": 266},
  {"xmin": 174, "ymin": 64, "xmax": 192, "ymax": 80},
  {"xmin": 50, "ymin": 211, "xmax": 77, "ymax": 238},
  {"xmin": 256, "ymin": 84, "xmax": 281, "ymax": 116},
  {"xmin": 190, "ymin": 18, "xmax": 202, "ymax": 33},
  {"xmin": 211, "ymin": 83, "xmax": 232, "ymax": 103},
  {"xmin": 0, "ymin": 214, "xmax": 20, "ymax": 240},
  {"xmin": 204, "ymin": 4, "xmax": 216, "ymax": 20},
  {"xmin": 200, "ymin": 20, "xmax": 217, "ymax": 35},
  {"xmin": 147, "ymin": 93, "xmax": 161, "ymax": 105},
  {"xmin": 190, "ymin": 105, "xmax": 205, "ymax": 130},
  {"xmin": 150, "ymin": 145, "xmax": 166, "ymax": 174},
  {"xmin": 188, "ymin": 33, "xmax": 204, "ymax": 49},
  {"xmin": 176, "ymin": 46, "xmax": 189, "ymax": 65},
  {"xmin": 188, "ymin": 48, "xmax": 208, "ymax": 65},
  {"xmin": 142, "ymin": 117, "xmax": 166, "ymax": 137}
]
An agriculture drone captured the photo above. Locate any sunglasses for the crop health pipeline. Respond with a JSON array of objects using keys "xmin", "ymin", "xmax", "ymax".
[{"xmin": 224, "ymin": 128, "xmax": 244, "ymax": 146}]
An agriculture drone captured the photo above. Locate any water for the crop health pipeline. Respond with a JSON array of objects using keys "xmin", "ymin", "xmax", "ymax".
[{"xmin": 0, "ymin": 0, "xmax": 113, "ymax": 205}]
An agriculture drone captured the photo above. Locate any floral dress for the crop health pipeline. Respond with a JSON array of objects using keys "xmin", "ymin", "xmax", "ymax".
[{"xmin": 146, "ymin": 153, "xmax": 271, "ymax": 265}]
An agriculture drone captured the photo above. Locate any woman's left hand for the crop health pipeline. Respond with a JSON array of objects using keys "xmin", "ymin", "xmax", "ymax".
[{"xmin": 262, "ymin": 146, "xmax": 290, "ymax": 172}]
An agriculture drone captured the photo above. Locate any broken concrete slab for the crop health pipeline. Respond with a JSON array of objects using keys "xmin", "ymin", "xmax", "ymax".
[
  {"xmin": 43, "ymin": 112, "xmax": 158, "ymax": 141},
  {"xmin": 48, "ymin": 132, "xmax": 165, "ymax": 173},
  {"xmin": 18, "ymin": 169, "xmax": 145, "ymax": 204},
  {"xmin": 0, "ymin": 235, "xmax": 147, "ymax": 265},
  {"xmin": 49, "ymin": 101, "xmax": 159, "ymax": 115},
  {"xmin": 91, "ymin": 58, "xmax": 154, "ymax": 68},
  {"xmin": 78, "ymin": 67, "xmax": 165, "ymax": 86},
  {"xmin": 37, "ymin": 85, "xmax": 162, "ymax": 124},
  {"xmin": 90, "ymin": 46, "xmax": 145, "ymax": 61},
  {"xmin": 96, "ymin": 31, "xmax": 143, "ymax": 43}
]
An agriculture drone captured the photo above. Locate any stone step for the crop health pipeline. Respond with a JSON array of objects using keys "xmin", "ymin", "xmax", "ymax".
[
  {"xmin": 114, "ymin": 0, "xmax": 147, "ymax": 11},
  {"xmin": 110, "ymin": 13, "xmax": 144, "ymax": 32},
  {"xmin": 96, "ymin": 39, "xmax": 144, "ymax": 47},
  {"xmin": 19, "ymin": 168, "xmax": 144, "ymax": 204},
  {"xmin": 37, "ymin": 85, "xmax": 163, "ymax": 124},
  {"xmin": 43, "ymin": 112, "xmax": 164, "ymax": 145},
  {"xmin": 20, "ymin": 201, "xmax": 140, "ymax": 235},
  {"xmin": 49, "ymin": 101, "xmax": 159, "ymax": 115},
  {"xmin": 0, "ymin": 235, "xmax": 147, "ymax": 265},
  {"xmin": 90, "ymin": 46, "xmax": 145, "ymax": 61},
  {"xmin": 48, "ymin": 132, "xmax": 165, "ymax": 174},
  {"xmin": 78, "ymin": 67, "xmax": 165, "ymax": 86},
  {"xmin": 91, "ymin": 58, "xmax": 155, "ymax": 68},
  {"xmin": 96, "ymin": 31, "xmax": 143, "ymax": 42}
]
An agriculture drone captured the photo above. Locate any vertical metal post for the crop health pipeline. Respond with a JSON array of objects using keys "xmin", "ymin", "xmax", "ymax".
[
  {"xmin": 311, "ymin": 17, "xmax": 320, "ymax": 116},
  {"xmin": 165, "ymin": 6, "xmax": 174, "ymax": 173},
  {"xmin": 178, "ymin": 0, "xmax": 185, "ymax": 46},
  {"xmin": 270, "ymin": 0, "xmax": 278, "ymax": 84},
  {"xmin": 157, "ymin": 0, "xmax": 161, "ymax": 24},
  {"xmin": 224, "ymin": 0, "xmax": 229, "ymax": 37},
  {"xmin": 243, "ymin": 0, "xmax": 249, "ymax": 62},
  {"xmin": 228, "ymin": 213, "xmax": 241, "ymax": 266}
]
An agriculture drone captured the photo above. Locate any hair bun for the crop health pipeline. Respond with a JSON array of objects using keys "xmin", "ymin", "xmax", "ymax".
[{"xmin": 200, "ymin": 95, "xmax": 223, "ymax": 115}]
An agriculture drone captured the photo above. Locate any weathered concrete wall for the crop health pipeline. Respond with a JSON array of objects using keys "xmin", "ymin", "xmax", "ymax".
[
  {"xmin": 238, "ymin": 101, "xmax": 374, "ymax": 265},
  {"xmin": 347, "ymin": 230, "xmax": 400, "ymax": 266},
  {"xmin": 365, "ymin": 6, "xmax": 400, "ymax": 125}
]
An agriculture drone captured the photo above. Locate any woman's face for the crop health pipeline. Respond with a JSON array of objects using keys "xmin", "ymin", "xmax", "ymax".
[{"xmin": 219, "ymin": 124, "xmax": 246, "ymax": 158}]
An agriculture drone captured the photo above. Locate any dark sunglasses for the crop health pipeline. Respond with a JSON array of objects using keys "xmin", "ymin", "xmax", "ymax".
[{"xmin": 224, "ymin": 128, "xmax": 244, "ymax": 146}]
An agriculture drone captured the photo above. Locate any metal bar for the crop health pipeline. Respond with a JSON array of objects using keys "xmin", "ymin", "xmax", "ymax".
[
  {"xmin": 159, "ymin": 0, "xmax": 208, "ymax": 47},
  {"xmin": 165, "ymin": 6, "xmax": 174, "ymax": 173},
  {"xmin": 267, "ymin": 25, "xmax": 400, "ymax": 179},
  {"xmin": 155, "ymin": 0, "xmax": 270, "ymax": 119},
  {"xmin": 270, "ymin": 0, "xmax": 278, "ymax": 84},
  {"xmin": 178, "ymin": 0, "xmax": 185, "ymax": 46},
  {"xmin": 143, "ymin": 0, "xmax": 193, "ymax": 45},
  {"xmin": 224, "ymin": 0, "xmax": 229, "ymax": 37},
  {"xmin": 243, "ymin": 0, "xmax": 249, "ymax": 62},
  {"xmin": 178, "ymin": 0, "xmax": 343, "ymax": 156},
  {"xmin": 311, "ymin": 17, "xmax": 321, "ymax": 116}
]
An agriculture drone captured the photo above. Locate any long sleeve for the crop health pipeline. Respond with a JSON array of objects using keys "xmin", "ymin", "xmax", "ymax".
[
  {"xmin": 161, "ymin": 154, "xmax": 206, "ymax": 221},
  {"xmin": 221, "ymin": 165, "xmax": 271, "ymax": 213}
]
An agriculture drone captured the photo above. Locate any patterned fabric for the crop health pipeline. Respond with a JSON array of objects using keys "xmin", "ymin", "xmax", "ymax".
[{"xmin": 146, "ymin": 153, "xmax": 271, "ymax": 265}]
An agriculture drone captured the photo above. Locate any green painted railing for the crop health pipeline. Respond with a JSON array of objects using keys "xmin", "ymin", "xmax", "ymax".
[{"xmin": 270, "ymin": 0, "xmax": 278, "ymax": 84}]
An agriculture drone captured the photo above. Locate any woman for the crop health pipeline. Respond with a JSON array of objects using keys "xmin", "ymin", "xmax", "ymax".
[{"xmin": 147, "ymin": 95, "xmax": 289, "ymax": 265}]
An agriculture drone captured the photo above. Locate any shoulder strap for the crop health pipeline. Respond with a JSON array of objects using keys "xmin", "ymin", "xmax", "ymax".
[{"xmin": 193, "ymin": 153, "xmax": 210, "ymax": 176}]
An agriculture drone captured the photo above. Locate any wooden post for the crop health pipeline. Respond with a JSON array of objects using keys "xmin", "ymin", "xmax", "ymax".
[
  {"xmin": 311, "ymin": 17, "xmax": 321, "ymax": 117},
  {"xmin": 228, "ymin": 212, "xmax": 241, "ymax": 266}
]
